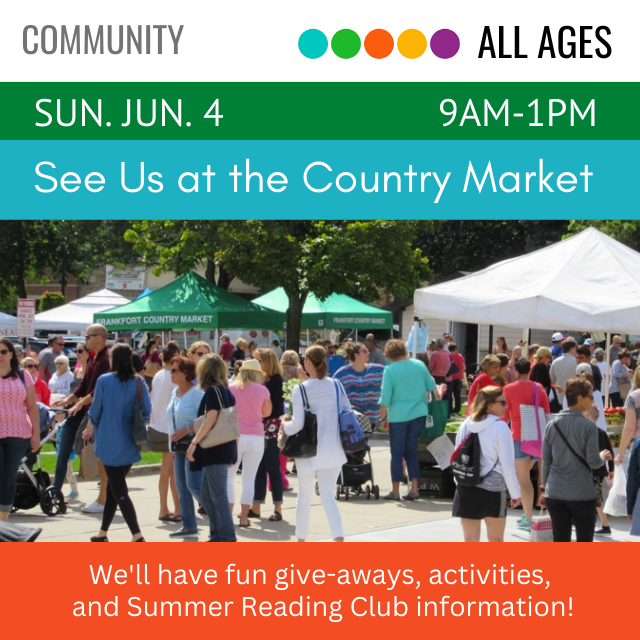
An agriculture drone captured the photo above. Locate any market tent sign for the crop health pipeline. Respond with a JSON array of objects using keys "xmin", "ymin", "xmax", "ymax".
[
  {"xmin": 252, "ymin": 288, "xmax": 392, "ymax": 330},
  {"xmin": 94, "ymin": 271, "xmax": 286, "ymax": 331}
]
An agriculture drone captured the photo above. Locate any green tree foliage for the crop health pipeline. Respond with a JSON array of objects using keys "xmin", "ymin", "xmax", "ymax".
[
  {"xmin": 124, "ymin": 221, "xmax": 233, "ymax": 288},
  {"xmin": 215, "ymin": 221, "xmax": 431, "ymax": 350},
  {"xmin": 416, "ymin": 220, "xmax": 569, "ymax": 279},
  {"xmin": 565, "ymin": 220, "xmax": 640, "ymax": 251},
  {"xmin": 38, "ymin": 291, "xmax": 66, "ymax": 312},
  {"xmin": 2, "ymin": 221, "xmax": 136, "ymax": 306}
]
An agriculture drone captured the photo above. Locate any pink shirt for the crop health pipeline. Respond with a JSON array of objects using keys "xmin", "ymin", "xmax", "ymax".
[
  {"xmin": 0, "ymin": 371, "xmax": 34, "ymax": 439},
  {"xmin": 230, "ymin": 381, "xmax": 270, "ymax": 436},
  {"xmin": 428, "ymin": 349, "xmax": 451, "ymax": 377}
]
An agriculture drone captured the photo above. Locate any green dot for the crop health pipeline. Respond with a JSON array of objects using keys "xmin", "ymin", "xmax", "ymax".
[{"xmin": 331, "ymin": 29, "xmax": 361, "ymax": 59}]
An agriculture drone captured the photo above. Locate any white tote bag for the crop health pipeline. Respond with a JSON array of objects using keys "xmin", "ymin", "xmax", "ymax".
[
  {"xmin": 530, "ymin": 509, "xmax": 554, "ymax": 542},
  {"xmin": 520, "ymin": 383, "xmax": 553, "ymax": 458}
]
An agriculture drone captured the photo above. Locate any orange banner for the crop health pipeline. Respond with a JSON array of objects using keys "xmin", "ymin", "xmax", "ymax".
[{"xmin": 2, "ymin": 543, "xmax": 635, "ymax": 637}]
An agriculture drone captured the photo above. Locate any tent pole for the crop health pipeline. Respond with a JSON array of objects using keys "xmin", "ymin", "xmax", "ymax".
[
  {"xmin": 488, "ymin": 325, "xmax": 493, "ymax": 355},
  {"xmin": 412, "ymin": 318, "xmax": 419, "ymax": 359},
  {"xmin": 214, "ymin": 328, "xmax": 219, "ymax": 353},
  {"xmin": 183, "ymin": 331, "xmax": 187, "ymax": 350},
  {"xmin": 161, "ymin": 331, "xmax": 165, "ymax": 347},
  {"xmin": 605, "ymin": 332, "xmax": 611, "ymax": 407},
  {"xmin": 115, "ymin": 332, "xmax": 119, "ymax": 340}
]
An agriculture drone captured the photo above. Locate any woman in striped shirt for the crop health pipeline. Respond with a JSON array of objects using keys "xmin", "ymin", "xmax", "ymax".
[{"xmin": 333, "ymin": 342, "xmax": 385, "ymax": 430}]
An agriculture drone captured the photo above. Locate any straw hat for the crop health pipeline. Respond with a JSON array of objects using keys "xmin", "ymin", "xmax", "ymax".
[{"xmin": 239, "ymin": 358, "xmax": 266, "ymax": 376}]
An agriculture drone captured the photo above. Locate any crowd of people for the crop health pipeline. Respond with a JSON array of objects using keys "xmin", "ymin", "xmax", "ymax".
[
  {"xmin": 0, "ymin": 326, "xmax": 639, "ymax": 543},
  {"xmin": 453, "ymin": 332, "xmax": 639, "ymax": 542}
]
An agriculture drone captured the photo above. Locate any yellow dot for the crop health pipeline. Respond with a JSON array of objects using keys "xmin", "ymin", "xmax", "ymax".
[{"xmin": 397, "ymin": 29, "xmax": 427, "ymax": 59}]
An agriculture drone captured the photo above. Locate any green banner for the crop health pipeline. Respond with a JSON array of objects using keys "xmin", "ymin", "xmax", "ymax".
[{"xmin": 1, "ymin": 82, "xmax": 636, "ymax": 140}]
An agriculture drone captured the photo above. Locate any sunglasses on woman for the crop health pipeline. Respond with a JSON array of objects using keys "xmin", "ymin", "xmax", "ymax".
[
  {"xmin": 0, "ymin": 349, "xmax": 10, "ymax": 356},
  {"xmin": 195, "ymin": 351, "xmax": 208, "ymax": 357},
  {"xmin": 76, "ymin": 349, "xmax": 85, "ymax": 354},
  {"xmin": 25, "ymin": 364, "xmax": 38, "ymax": 369}
]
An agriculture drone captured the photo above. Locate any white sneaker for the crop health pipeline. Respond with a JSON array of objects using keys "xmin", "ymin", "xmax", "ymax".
[{"xmin": 82, "ymin": 501, "xmax": 105, "ymax": 514}]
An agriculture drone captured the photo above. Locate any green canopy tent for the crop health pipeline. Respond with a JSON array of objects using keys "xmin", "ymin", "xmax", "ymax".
[
  {"xmin": 94, "ymin": 272, "xmax": 286, "ymax": 348},
  {"xmin": 252, "ymin": 288, "xmax": 393, "ymax": 334}
]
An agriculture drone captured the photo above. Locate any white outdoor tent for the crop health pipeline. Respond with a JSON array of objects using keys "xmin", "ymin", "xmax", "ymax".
[
  {"xmin": 34, "ymin": 289, "xmax": 131, "ymax": 332},
  {"xmin": 0, "ymin": 312, "xmax": 17, "ymax": 337},
  {"xmin": 414, "ymin": 228, "xmax": 640, "ymax": 334}
]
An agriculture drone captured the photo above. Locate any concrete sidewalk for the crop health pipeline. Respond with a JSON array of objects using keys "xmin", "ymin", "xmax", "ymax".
[{"xmin": 9, "ymin": 441, "xmax": 636, "ymax": 542}]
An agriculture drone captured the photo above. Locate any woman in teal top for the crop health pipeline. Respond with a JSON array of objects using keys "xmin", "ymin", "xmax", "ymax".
[{"xmin": 379, "ymin": 340, "xmax": 445, "ymax": 501}]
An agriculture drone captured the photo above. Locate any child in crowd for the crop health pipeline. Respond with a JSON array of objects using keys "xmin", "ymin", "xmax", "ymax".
[{"xmin": 585, "ymin": 405, "xmax": 614, "ymax": 535}]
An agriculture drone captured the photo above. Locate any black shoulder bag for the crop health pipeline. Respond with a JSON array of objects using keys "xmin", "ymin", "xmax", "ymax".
[{"xmin": 281, "ymin": 384, "xmax": 318, "ymax": 458}]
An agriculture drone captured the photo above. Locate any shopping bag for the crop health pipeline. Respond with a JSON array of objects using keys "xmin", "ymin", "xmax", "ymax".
[
  {"xmin": 530, "ymin": 509, "xmax": 554, "ymax": 542},
  {"xmin": 604, "ymin": 466, "xmax": 627, "ymax": 517},
  {"xmin": 79, "ymin": 442, "xmax": 99, "ymax": 481},
  {"xmin": 419, "ymin": 399, "xmax": 448, "ymax": 442},
  {"xmin": 521, "ymin": 383, "xmax": 552, "ymax": 458}
]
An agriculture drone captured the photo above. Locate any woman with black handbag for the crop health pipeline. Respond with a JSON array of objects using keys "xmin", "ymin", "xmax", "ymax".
[
  {"xmin": 83, "ymin": 343, "xmax": 151, "ymax": 541},
  {"xmin": 187, "ymin": 354, "xmax": 238, "ymax": 542},
  {"xmin": 539, "ymin": 377, "xmax": 613, "ymax": 542},
  {"xmin": 167, "ymin": 357, "xmax": 204, "ymax": 538},
  {"xmin": 281, "ymin": 346, "xmax": 349, "ymax": 542}
]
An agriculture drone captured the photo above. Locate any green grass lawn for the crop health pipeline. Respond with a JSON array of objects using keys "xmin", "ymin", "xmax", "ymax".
[{"xmin": 37, "ymin": 444, "xmax": 163, "ymax": 474}]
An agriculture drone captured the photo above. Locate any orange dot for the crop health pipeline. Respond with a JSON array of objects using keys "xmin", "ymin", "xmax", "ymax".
[
  {"xmin": 364, "ymin": 29, "xmax": 394, "ymax": 59},
  {"xmin": 397, "ymin": 29, "xmax": 427, "ymax": 59}
]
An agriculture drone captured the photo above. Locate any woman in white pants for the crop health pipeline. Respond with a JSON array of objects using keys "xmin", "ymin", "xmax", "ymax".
[
  {"xmin": 229, "ymin": 359, "xmax": 272, "ymax": 528},
  {"xmin": 282, "ymin": 346, "xmax": 349, "ymax": 542}
]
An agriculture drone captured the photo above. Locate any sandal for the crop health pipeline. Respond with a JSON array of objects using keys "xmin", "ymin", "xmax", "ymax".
[
  {"xmin": 238, "ymin": 520, "xmax": 251, "ymax": 528},
  {"xmin": 236, "ymin": 509, "xmax": 261, "ymax": 518},
  {"xmin": 268, "ymin": 511, "xmax": 283, "ymax": 522},
  {"xmin": 158, "ymin": 513, "xmax": 175, "ymax": 522},
  {"xmin": 168, "ymin": 514, "xmax": 182, "ymax": 523}
]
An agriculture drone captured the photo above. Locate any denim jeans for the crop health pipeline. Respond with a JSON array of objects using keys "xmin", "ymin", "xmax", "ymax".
[
  {"xmin": 201, "ymin": 464, "xmax": 236, "ymax": 542},
  {"xmin": 388, "ymin": 416, "xmax": 426, "ymax": 482},
  {"xmin": 53, "ymin": 413, "xmax": 83, "ymax": 489},
  {"xmin": 173, "ymin": 452, "xmax": 203, "ymax": 530},
  {"xmin": 0, "ymin": 437, "xmax": 31, "ymax": 513},
  {"xmin": 254, "ymin": 438, "xmax": 284, "ymax": 505}
]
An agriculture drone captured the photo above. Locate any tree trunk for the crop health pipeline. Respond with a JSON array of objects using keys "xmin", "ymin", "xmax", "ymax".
[
  {"xmin": 205, "ymin": 258, "xmax": 216, "ymax": 283},
  {"xmin": 205, "ymin": 259, "xmax": 233, "ymax": 290},
  {"xmin": 285, "ymin": 290, "xmax": 307, "ymax": 353},
  {"xmin": 217, "ymin": 263, "xmax": 233, "ymax": 290}
]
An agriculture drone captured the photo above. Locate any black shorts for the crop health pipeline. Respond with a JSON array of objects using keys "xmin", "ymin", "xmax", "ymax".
[{"xmin": 452, "ymin": 485, "xmax": 507, "ymax": 519}]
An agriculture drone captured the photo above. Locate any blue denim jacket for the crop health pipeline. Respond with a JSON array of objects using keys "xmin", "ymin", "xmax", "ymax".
[{"xmin": 89, "ymin": 374, "xmax": 151, "ymax": 467}]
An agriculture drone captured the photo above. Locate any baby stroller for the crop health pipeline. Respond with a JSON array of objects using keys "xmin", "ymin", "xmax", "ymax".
[
  {"xmin": 13, "ymin": 406, "xmax": 67, "ymax": 517},
  {"xmin": 335, "ymin": 411, "xmax": 379, "ymax": 501}
]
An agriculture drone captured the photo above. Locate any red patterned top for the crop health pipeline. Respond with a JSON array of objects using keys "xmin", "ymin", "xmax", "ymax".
[{"xmin": 0, "ymin": 370, "xmax": 34, "ymax": 439}]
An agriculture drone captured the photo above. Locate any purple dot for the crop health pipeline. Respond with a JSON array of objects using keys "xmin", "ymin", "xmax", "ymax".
[{"xmin": 431, "ymin": 29, "xmax": 460, "ymax": 59}]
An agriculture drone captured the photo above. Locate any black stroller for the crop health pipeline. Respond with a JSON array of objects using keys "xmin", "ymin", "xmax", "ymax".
[
  {"xmin": 335, "ymin": 411, "xmax": 379, "ymax": 501},
  {"xmin": 12, "ymin": 405, "xmax": 67, "ymax": 517}
]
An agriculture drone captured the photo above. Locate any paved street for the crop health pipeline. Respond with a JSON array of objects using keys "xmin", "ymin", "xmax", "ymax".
[{"xmin": 9, "ymin": 441, "xmax": 635, "ymax": 542}]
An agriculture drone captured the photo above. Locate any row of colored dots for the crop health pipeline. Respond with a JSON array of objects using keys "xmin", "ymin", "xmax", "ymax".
[{"xmin": 299, "ymin": 28, "xmax": 460, "ymax": 60}]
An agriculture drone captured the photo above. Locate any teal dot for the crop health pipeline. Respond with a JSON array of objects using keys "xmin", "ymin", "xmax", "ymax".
[
  {"xmin": 298, "ymin": 29, "xmax": 328, "ymax": 59},
  {"xmin": 331, "ymin": 29, "xmax": 361, "ymax": 59}
]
